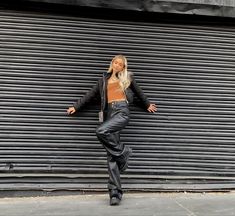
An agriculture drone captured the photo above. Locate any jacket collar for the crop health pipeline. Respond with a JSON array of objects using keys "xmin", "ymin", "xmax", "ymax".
[{"xmin": 103, "ymin": 71, "xmax": 112, "ymax": 79}]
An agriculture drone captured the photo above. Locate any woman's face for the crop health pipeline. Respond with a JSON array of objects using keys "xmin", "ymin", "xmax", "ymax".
[{"xmin": 112, "ymin": 58, "xmax": 125, "ymax": 73}]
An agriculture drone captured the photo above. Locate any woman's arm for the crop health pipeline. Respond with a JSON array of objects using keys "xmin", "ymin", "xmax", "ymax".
[
  {"xmin": 129, "ymin": 74, "xmax": 157, "ymax": 113},
  {"xmin": 67, "ymin": 78, "xmax": 100, "ymax": 114},
  {"xmin": 129, "ymin": 74, "xmax": 151, "ymax": 109}
]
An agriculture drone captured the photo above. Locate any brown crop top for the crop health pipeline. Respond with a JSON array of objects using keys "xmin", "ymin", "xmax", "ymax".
[{"xmin": 107, "ymin": 80, "xmax": 126, "ymax": 103}]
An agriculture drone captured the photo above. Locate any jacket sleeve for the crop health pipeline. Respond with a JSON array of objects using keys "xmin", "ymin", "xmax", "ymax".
[
  {"xmin": 129, "ymin": 74, "xmax": 151, "ymax": 109},
  {"xmin": 73, "ymin": 79, "xmax": 100, "ymax": 111}
]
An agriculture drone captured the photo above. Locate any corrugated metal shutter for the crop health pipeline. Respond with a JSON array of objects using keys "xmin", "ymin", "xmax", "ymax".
[{"xmin": 1, "ymin": 9, "xmax": 235, "ymax": 193}]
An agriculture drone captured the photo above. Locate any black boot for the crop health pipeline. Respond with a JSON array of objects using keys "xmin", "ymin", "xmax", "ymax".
[
  {"xmin": 109, "ymin": 189, "xmax": 122, "ymax": 206},
  {"xmin": 117, "ymin": 146, "xmax": 133, "ymax": 173}
]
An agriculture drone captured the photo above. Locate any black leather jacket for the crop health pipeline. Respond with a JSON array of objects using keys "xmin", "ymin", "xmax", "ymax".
[{"xmin": 73, "ymin": 72, "xmax": 151, "ymax": 112}]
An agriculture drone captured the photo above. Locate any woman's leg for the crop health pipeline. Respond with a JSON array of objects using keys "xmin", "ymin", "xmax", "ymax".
[
  {"xmin": 96, "ymin": 102, "xmax": 130, "ymax": 203},
  {"xmin": 96, "ymin": 110, "xmax": 129, "ymax": 157}
]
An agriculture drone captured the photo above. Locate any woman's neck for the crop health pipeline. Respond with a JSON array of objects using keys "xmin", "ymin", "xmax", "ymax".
[
  {"xmin": 108, "ymin": 71, "xmax": 118, "ymax": 82},
  {"xmin": 111, "ymin": 71, "xmax": 118, "ymax": 77},
  {"xmin": 112, "ymin": 70, "xmax": 118, "ymax": 75}
]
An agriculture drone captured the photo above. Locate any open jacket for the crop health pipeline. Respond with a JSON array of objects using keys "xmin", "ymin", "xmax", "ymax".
[{"xmin": 73, "ymin": 72, "xmax": 151, "ymax": 112}]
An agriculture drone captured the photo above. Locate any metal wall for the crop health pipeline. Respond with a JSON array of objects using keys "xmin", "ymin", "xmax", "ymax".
[{"xmin": 1, "ymin": 9, "xmax": 235, "ymax": 193}]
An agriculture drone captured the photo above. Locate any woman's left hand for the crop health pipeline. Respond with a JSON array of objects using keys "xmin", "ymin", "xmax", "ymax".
[{"xmin": 147, "ymin": 104, "xmax": 157, "ymax": 113}]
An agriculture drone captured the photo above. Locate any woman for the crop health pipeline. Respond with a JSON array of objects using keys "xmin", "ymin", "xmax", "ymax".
[{"xmin": 67, "ymin": 55, "xmax": 157, "ymax": 206}]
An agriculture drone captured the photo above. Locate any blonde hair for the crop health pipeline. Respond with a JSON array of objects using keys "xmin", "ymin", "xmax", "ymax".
[{"xmin": 107, "ymin": 55, "xmax": 131, "ymax": 91}]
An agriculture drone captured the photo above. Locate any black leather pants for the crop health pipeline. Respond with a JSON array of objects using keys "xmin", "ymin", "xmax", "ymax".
[{"xmin": 96, "ymin": 100, "xmax": 130, "ymax": 195}]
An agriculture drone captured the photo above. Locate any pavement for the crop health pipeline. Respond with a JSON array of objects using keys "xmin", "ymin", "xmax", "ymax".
[{"xmin": 0, "ymin": 192, "xmax": 235, "ymax": 216}]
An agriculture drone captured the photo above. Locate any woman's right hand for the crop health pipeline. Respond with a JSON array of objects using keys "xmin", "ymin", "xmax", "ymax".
[{"xmin": 67, "ymin": 106, "xmax": 76, "ymax": 115}]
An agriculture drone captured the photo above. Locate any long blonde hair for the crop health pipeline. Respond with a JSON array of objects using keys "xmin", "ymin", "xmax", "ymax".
[{"xmin": 107, "ymin": 55, "xmax": 131, "ymax": 91}]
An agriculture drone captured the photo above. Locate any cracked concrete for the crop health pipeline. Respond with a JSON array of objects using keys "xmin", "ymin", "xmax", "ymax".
[{"xmin": 174, "ymin": 200, "xmax": 198, "ymax": 216}]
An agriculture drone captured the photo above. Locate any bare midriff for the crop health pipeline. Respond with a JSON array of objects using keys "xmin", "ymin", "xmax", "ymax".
[{"xmin": 107, "ymin": 81, "xmax": 126, "ymax": 103}]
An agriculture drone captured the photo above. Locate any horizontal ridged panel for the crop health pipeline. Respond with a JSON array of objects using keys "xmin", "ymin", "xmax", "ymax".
[{"xmin": 0, "ymin": 10, "xmax": 235, "ymax": 191}]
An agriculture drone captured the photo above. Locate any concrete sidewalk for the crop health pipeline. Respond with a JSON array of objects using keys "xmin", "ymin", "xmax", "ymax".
[{"xmin": 0, "ymin": 192, "xmax": 235, "ymax": 216}]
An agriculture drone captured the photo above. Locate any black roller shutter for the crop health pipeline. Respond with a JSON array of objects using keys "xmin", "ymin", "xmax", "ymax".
[{"xmin": 1, "ymin": 9, "xmax": 235, "ymax": 193}]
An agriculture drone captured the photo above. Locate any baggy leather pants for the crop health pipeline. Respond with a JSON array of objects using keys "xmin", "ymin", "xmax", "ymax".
[{"xmin": 96, "ymin": 100, "xmax": 130, "ymax": 195}]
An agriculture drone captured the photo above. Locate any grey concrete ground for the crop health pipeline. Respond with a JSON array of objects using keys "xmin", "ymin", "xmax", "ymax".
[{"xmin": 0, "ymin": 192, "xmax": 235, "ymax": 216}]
